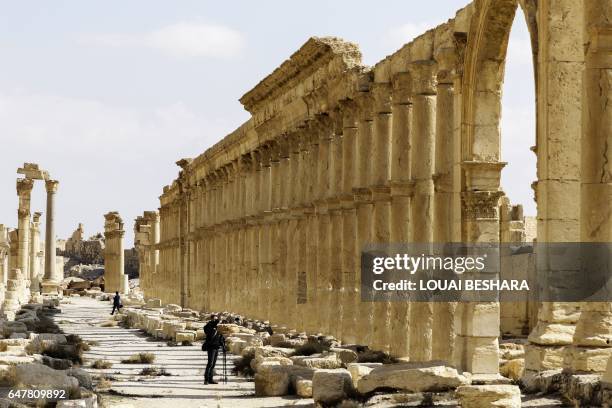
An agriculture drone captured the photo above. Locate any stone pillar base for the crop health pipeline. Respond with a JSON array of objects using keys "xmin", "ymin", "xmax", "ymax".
[
  {"xmin": 456, "ymin": 384, "xmax": 521, "ymax": 408},
  {"xmin": 41, "ymin": 280, "xmax": 61, "ymax": 296},
  {"xmin": 524, "ymin": 344, "xmax": 568, "ymax": 372},
  {"xmin": 453, "ymin": 334, "xmax": 499, "ymax": 375},
  {"xmin": 565, "ymin": 346, "xmax": 612, "ymax": 373}
]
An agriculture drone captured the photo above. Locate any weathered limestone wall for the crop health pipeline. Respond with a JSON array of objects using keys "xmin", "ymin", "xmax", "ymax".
[{"xmin": 139, "ymin": 0, "xmax": 611, "ymax": 379}]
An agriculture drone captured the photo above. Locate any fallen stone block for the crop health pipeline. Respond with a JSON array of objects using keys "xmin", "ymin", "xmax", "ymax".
[
  {"xmin": 291, "ymin": 353, "xmax": 342, "ymax": 369},
  {"xmin": 562, "ymin": 374, "xmax": 602, "ymax": 407},
  {"xmin": 175, "ymin": 331, "xmax": 196, "ymax": 343},
  {"xmin": 528, "ymin": 323, "xmax": 575, "ymax": 346},
  {"xmin": 2, "ymin": 321, "xmax": 27, "ymax": 337},
  {"xmin": 145, "ymin": 298, "xmax": 162, "ymax": 308},
  {"xmin": 456, "ymin": 384, "xmax": 521, "ymax": 408},
  {"xmin": 565, "ymin": 346, "xmax": 612, "ymax": 373},
  {"xmin": 295, "ymin": 377, "xmax": 313, "ymax": 398},
  {"xmin": 365, "ymin": 391, "xmax": 457, "ymax": 407},
  {"xmin": 255, "ymin": 346, "xmax": 296, "ymax": 360},
  {"xmin": 357, "ymin": 362, "xmax": 470, "ymax": 394},
  {"xmin": 500, "ymin": 358, "xmax": 524, "ymax": 381},
  {"xmin": 164, "ymin": 304, "xmax": 182, "ymax": 313},
  {"xmin": 35, "ymin": 333, "xmax": 67, "ymax": 344},
  {"xmin": 269, "ymin": 333, "xmax": 287, "ymax": 346},
  {"xmin": 64, "ymin": 367, "xmax": 93, "ymax": 390},
  {"xmin": 312, "ymin": 368, "xmax": 354, "ymax": 406},
  {"xmin": 524, "ymin": 344, "xmax": 567, "ymax": 371},
  {"xmin": 227, "ymin": 338, "xmax": 247, "ymax": 355},
  {"xmin": 233, "ymin": 333, "xmax": 263, "ymax": 347},
  {"xmin": 217, "ymin": 324, "xmax": 241, "ymax": 337},
  {"xmin": 330, "ymin": 348, "xmax": 358, "ymax": 365},
  {"xmin": 5, "ymin": 345, "xmax": 26, "ymax": 356},
  {"xmin": 521, "ymin": 369, "xmax": 563, "ymax": 394},
  {"xmin": 56, "ymin": 394, "xmax": 97, "ymax": 407},
  {"xmin": 13, "ymin": 363, "xmax": 79, "ymax": 394},
  {"xmin": 251, "ymin": 356, "xmax": 293, "ymax": 372},
  {"xmin": 255, "ymin": 364, "xmax": 291, "ymax": 396},
  {"xmin": 0, "ymin": 355, "xmax": 35, "ymax": 365},
  {"xmin": 254, "ymin": 364, "xmax": 313, "ymax": 396},
  {"xmin": 195, "ymin": 329, "xmax": 204, "ymax": 341},
  {"xmin": 347, "ymin": 363, "xmax": 382, "ymax": 388}
]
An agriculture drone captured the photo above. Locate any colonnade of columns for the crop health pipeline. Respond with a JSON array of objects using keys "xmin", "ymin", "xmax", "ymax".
[
  {"xmin": 146, "ymin": 31, "xmax": 503, "ymax": 375},
  {"xmin": 0, "ymin": 164, "xmax": 61, "ymax": 318}
]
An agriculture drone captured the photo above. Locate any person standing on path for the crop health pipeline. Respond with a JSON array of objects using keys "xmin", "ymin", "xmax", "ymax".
[
  {"xmin": 110, "ymin": 291, "xmax": 122, "ymax": 315},
  {"xmin": 203, "ymin": 315, "xmax": 226, "ymax": 385}
]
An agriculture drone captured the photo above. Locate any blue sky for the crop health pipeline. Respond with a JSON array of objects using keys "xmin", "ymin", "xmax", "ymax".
[{"xmin": 0, "ymin": 1, "xmax": 535, "ymax": 245}]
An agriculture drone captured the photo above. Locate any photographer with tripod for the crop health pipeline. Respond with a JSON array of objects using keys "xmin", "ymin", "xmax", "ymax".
[{"xmin": 202, "ymin": 315, "xmax": 226, "ymax": 385}]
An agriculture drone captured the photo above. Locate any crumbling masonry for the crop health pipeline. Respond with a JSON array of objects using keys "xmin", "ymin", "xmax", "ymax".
[{"xmin": 136, "ymin": 0, "xmax": 612, "ymax": 386}]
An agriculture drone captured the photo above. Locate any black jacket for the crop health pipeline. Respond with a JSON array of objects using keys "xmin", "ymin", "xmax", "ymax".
[{"xmin": 203, "ymin": 319, "xmax": 225, "ymax": 351}]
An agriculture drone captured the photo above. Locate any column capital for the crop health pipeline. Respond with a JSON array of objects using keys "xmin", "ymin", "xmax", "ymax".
[
  {"xmin": 303, "ymin": 87, "xmax": 329, "ymax": 117},
  {"xmin": 287, "ymin": 131, "xmax": 302, "ymax": 154},
  {"xmin": 268, "ymin": 140, "xmax": 281, "ymax": 164},
  {"xmin": 408, "ymin": 60, "xmax": 438, "ymax": 95},
  {"xmin": 434, "ymin": 47, "xmax": 458, "ymax": 84},
  {"xmin": 45, "ymin": 179, "xmax": 59, "ymax": 193},
  {"xmin": 277, "ymin": 134, "xmax": 291, "ymax": 159},
  {"xmin": 461, "ymin": 190, "xmax": 504, "ymax": 220},
  {"xmin": 16, "ymin": 178, "xmax": 34, "ymax": 196},
  {"xmin": 32, "ymin": 212, "xmax": 42, "ymax": 223},
  {"xmin": 355, "ymin": 92, "xmax": 375, "ymax": 121},
  {"xmin": 312, "ymin": 114, "xmax": 333, "ymax": 141},
  {"xmin": 339, "ymin": 99, "xmax": 358, "ymax": 129},
  {"xmin": 371, "ymin": 82, "xmax": 393, "ymax": 114},
  {"xmin": 392, "ymin": 72, "xmax": 412, "ymax": 105}
]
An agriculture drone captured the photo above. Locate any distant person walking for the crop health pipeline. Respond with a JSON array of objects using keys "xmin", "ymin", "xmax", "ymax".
[
  {"xmin": 202, "ymin": 315, "xmax": 225, "ymax": 385},
  {"xmin": 110, "ymin": 291, "xmax": 122, "ymax": 315}
]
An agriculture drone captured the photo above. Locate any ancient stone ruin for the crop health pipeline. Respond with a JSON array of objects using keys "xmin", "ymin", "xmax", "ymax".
[
  {"xmin": 0, "ymin": 164, "xmax": 63, "ymax": 316},
  {"xmin": 129, "ymin": 0, "xmax": 612, "ymax": 404}
]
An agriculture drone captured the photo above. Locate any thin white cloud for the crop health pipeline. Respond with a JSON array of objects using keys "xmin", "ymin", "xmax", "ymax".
[
  {"xmin": 0, "ymin": 89, "xmax": 237, "ymax": 245},
  {"xmin": 80, "ymin": 21, "xmax": 245, "ymax": 59}
]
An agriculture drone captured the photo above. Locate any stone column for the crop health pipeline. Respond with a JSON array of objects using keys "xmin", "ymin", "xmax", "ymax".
[
  {"xmin": 340, "ymin": 100, "xmax": 359, "ymax": 344},
  {"xmin": 327, "ymin": 111, "xmax": 344, "ymax": 339},
  {"xmin": 454, "ymin": 163, "xmax": 505, "ymax": 377},
  {"xmin": 432, "ymin": 48, "xmax": 458, "ymax": 364},
  {"xmin": 524, "ymin": 0, "xmax": 584, "ymax": 378},
  {"xmin": 42, "ymin": 179, "xmax": 60, "ymax": 295},
  {"xmin": 408, "ymin": 61, "xmax": 437, "ymax": 362},
  {"xmin": 104, "ymin": 212, "xmax": 127, "ymax": 294},
  {"xmin": 354, "ymin": 91, "xmax": 375, "ymax": 346},
  {"xmin": 0, "ymin": 225, "xmax": 9, "ymax": 296},
  {"xmin": 566, "ymin": 4, "xmax": 612, "ymax": 374},
  {"xmin": 29, "ymin": 212, "xmax": 42, "ymax": 293},
  {"xmin": 389, "ymin": 71, "xmax": 413, "ymax": 358},
  {"xmin": 16, "ymin": 178, "xmax": 33, "ymax": 282},
  {"xmin": 370, "ymin": 82, "xmax": 393, "ymax": 353}
]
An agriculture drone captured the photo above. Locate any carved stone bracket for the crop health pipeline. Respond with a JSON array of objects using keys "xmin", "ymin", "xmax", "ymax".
[{"xmin": 461, "ymin": 190, "xmax": 504, "ymax": 220}]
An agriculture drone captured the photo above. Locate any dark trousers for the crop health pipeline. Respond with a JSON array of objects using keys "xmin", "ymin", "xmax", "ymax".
[
  {"xmin": 111, "ymin": 304, "xmax": 121, "ymax": 315},
  {"xmin": 205, "ymin": 348, "xmax": 218, "ymax": 381}
]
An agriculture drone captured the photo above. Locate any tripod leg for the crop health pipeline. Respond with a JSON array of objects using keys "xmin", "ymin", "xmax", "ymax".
[{"xmin": 224, "ymin": 351, "xmax": 227, "ymax": 384}]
